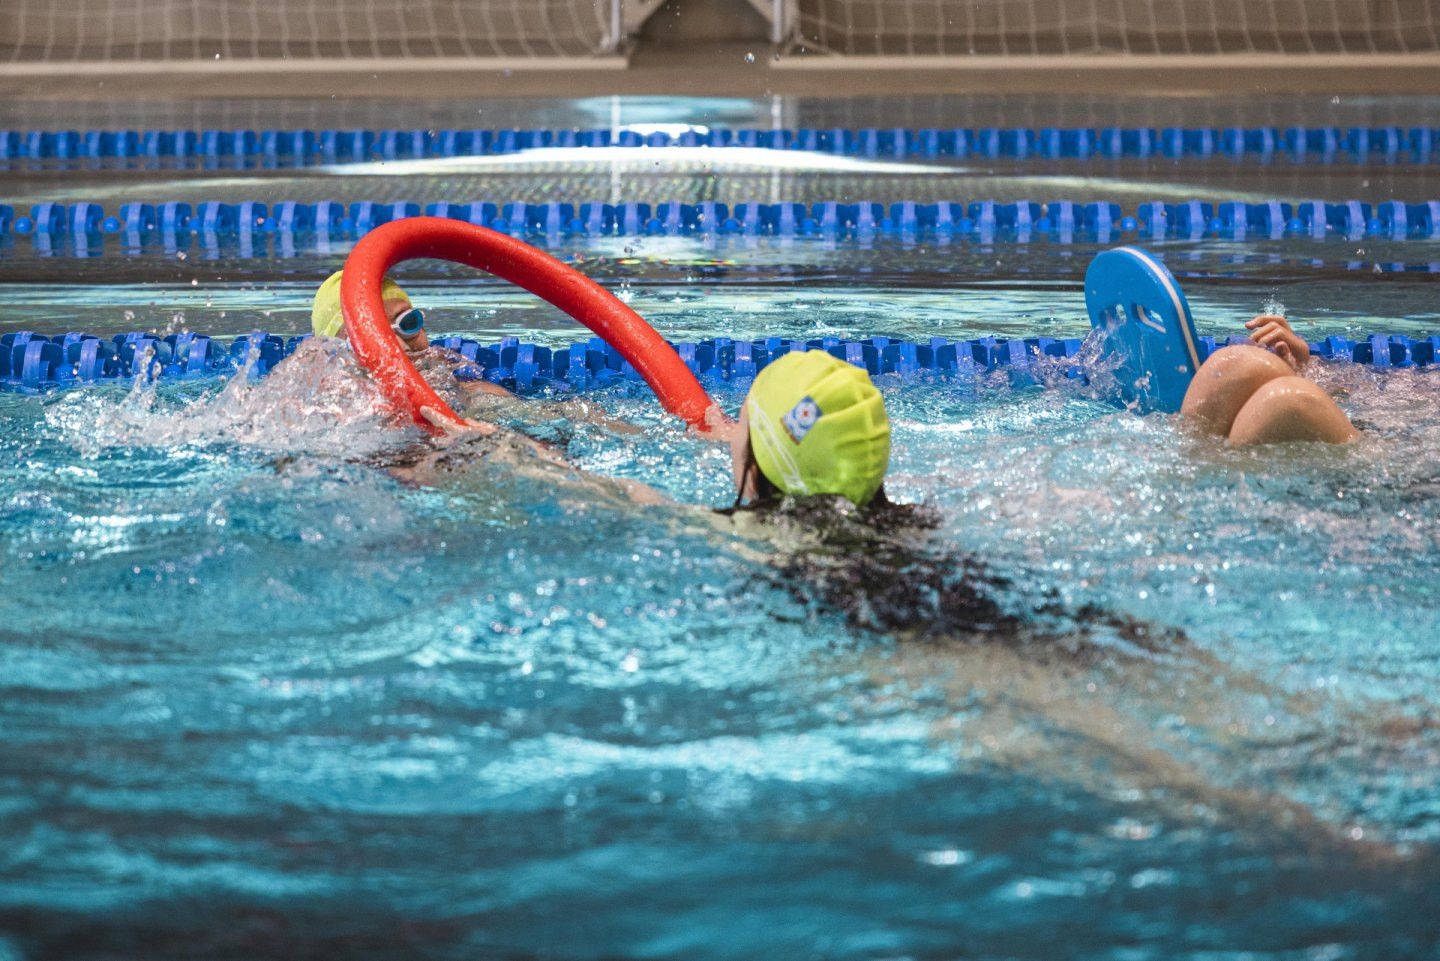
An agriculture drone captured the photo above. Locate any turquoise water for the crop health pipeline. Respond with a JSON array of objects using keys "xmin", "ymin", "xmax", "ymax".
[
  {"xmin": 4, "ymin": 98, "xmax": 1440, "ymax": 957},
  {"xmin": 3, "ymin": 271, "xmax": 1439, "ymax": 959}
]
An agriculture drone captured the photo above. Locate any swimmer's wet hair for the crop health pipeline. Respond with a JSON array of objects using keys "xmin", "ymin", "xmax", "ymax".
[
  {"xmin": 732, "ymin": 493, "xmax": 1188, "ymax": 654},
  {"xmin": 727, "ymin": 493, "xmax": 1021, "ymax": 639}
]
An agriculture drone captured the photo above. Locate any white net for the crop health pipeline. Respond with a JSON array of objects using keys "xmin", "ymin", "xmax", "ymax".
[
  {"xmin": 0, "ymin": 0, "xmax": 619, "ymax": 65},
  {"xmin": 792, "ymin": 0, "xmax": 1440, "ymax": 56}
]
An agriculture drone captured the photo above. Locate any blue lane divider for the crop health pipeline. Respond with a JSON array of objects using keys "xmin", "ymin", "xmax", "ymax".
[
  {"xmin": 1, "ymin": 328, "xmax": 1433, "ymax": 394},
  {"xmin": 4, "ymin": 200, "xmax": 1440, "ymax": 243},
  {"xmin": 3, "ymin": 125, "xmax": 1439, "ymax": 166}
]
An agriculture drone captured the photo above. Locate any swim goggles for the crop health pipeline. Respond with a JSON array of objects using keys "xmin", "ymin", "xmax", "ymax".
[{"xmin": 391, "ymin": 307, "xmax": 426, "ymax": 338}]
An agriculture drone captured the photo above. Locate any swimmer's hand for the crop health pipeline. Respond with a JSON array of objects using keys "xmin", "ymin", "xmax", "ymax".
[
  {"xmin": 418, "ymin": 405, "xmax": 498, "ymax": 438},
  {"xmin": 701, "ymin": 403, "xmax": 739, "ymax": 443},
  {"xmin": 1245, "ymin": 314, "xmax": 1311, "ymax": 370}
]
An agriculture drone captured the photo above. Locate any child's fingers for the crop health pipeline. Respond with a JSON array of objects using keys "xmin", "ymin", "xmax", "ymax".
[
  {"xmin": 1255, "ymin": 325, "xmax": 1298, "ymax": 351},
  {"xmin": 1246, "ymin": 314, "xmax": 1289, "ymax": 331},
  {"xmin": 419, "ymin": 405, "xmax": 471, "ymax": 437},
  {"xmin": 1250, "ymin": 322, "xmax": 1283, "ymax": 344},
  {"xmin": 1273, "ymin": 340, "xmax": 1303, "ymax": 370}
]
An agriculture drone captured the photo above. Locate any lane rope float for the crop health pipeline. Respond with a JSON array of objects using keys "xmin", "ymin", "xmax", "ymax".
[{"xmin": 340, "ymin": 216, "xmax": 719, "ymax": 431}]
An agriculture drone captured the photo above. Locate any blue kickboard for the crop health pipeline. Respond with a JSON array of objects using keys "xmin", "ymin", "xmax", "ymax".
[{"xmin": 1084, "ymin": 246, "xmax": 1202, "ymax": 414}]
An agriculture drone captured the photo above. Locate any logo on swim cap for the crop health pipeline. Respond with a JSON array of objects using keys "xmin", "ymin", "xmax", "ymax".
[{"xmin": 781, "ymin": 395, "xmax": 822, "ymax": 444}]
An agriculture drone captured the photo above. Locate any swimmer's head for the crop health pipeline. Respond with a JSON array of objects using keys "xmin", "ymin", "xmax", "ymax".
[
  {"xmin": 733, "ymin": 350, "xmax": 891, "ymax": 508},
  {"xmin": 311, "ymin": 269, "xmax": 411, "ymax": 339}
]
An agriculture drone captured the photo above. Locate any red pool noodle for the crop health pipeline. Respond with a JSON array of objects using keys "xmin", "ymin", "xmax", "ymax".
[{"xmin": 340, "ymin": 217, "xmax": 718, "ymax": 431}]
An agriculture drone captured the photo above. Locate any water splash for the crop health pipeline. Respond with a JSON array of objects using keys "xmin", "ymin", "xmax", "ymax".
[
  {"xmin": 1261, "ymin": 295, "xmax": 1286, "ymax": 317},
  {"xmin": 44, "ymin": 338, "xmax": 398, "ymax": 459}
]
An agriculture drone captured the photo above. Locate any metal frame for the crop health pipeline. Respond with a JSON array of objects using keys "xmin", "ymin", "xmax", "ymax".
[
  {"xmin": 619, "ymin": 0, "xmax": 797, "ymax": 46},
  {"xmin": 0, "ymin": 57, "xmax": 628, "ymax": 76},
  {"xmin": 771, "ymin": 52, "xmax": 1440, "ymax": 69},
  {"xmin": 0, "ymin": 0, "xmax": 634, "ymax": 74}
]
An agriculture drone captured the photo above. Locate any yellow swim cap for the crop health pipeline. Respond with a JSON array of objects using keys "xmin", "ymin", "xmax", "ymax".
[
  {"xmin": 746, "ymin": 350, "xmax": 890, "ymax": 507},
  {"xmin": 310, "ymin": 269, "xmax": 409, "ymax": 338}
]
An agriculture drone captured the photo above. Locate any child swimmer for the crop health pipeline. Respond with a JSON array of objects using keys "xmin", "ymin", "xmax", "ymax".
[
  {"xmin": 312, "ymin": 269, "xmax": 643, "ymax": 451},
  {"xmin": 1181, "ymin": 313, "xmax": 1358, "ymax": 446},
  {"xmin": 311, "ymin": 269, "xmax": 516, "ymax": 401}
]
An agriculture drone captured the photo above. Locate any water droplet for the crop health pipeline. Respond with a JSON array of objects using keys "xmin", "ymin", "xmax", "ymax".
[
  {"xmin": 744, "ymin": 52, "xmax": 755, "ymax": 63},
  {"xmin": 919, "ymin": 849, "xmax": 972, "ymax": 866}
]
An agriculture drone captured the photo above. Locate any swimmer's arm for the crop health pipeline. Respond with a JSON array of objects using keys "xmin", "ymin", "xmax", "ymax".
[
  {"xmin": 459, "ymin": 379, "xmax": 518, "ymax": 399},
  {"xmin": 418, "ymin": 405, "xmax": 668, "ymax": 505},
  {"xmin": 552, "ymin": 397, "xmax": 645, "ymax": 436},
  {"xmin": 611, "ymin": 477, "xmax": 670, "ymax": 505},
  {"xmin": 1245, "ymin": 314, "xmax": 1311, "ymax": 370},
  {"xmin": 456, "ymin": 375, "xmax": 642, "ymax": 436},
  {"xmin": 568, "ymin": 400, "xmax": 735, "ymax": 441}
]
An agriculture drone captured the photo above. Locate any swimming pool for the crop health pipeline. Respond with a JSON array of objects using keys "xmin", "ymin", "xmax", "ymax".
[{"xmin": 3, "ymin": 95, "xmax": 1440, "ymax": 960}]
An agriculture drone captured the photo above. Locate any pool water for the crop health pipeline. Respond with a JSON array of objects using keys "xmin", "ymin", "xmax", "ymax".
[{"xmin": 3, "ymin": 96, "xmax": 1440, "ymax": 960}]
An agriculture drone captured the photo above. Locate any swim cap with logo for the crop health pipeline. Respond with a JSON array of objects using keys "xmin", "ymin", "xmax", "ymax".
[
  {"xmin": 745, "ymin": 350, "xmax": 890, "ymax": 507},
  {"xmin": 310, "ymin": 269, "xmax": 409, "ymax": 338}
]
